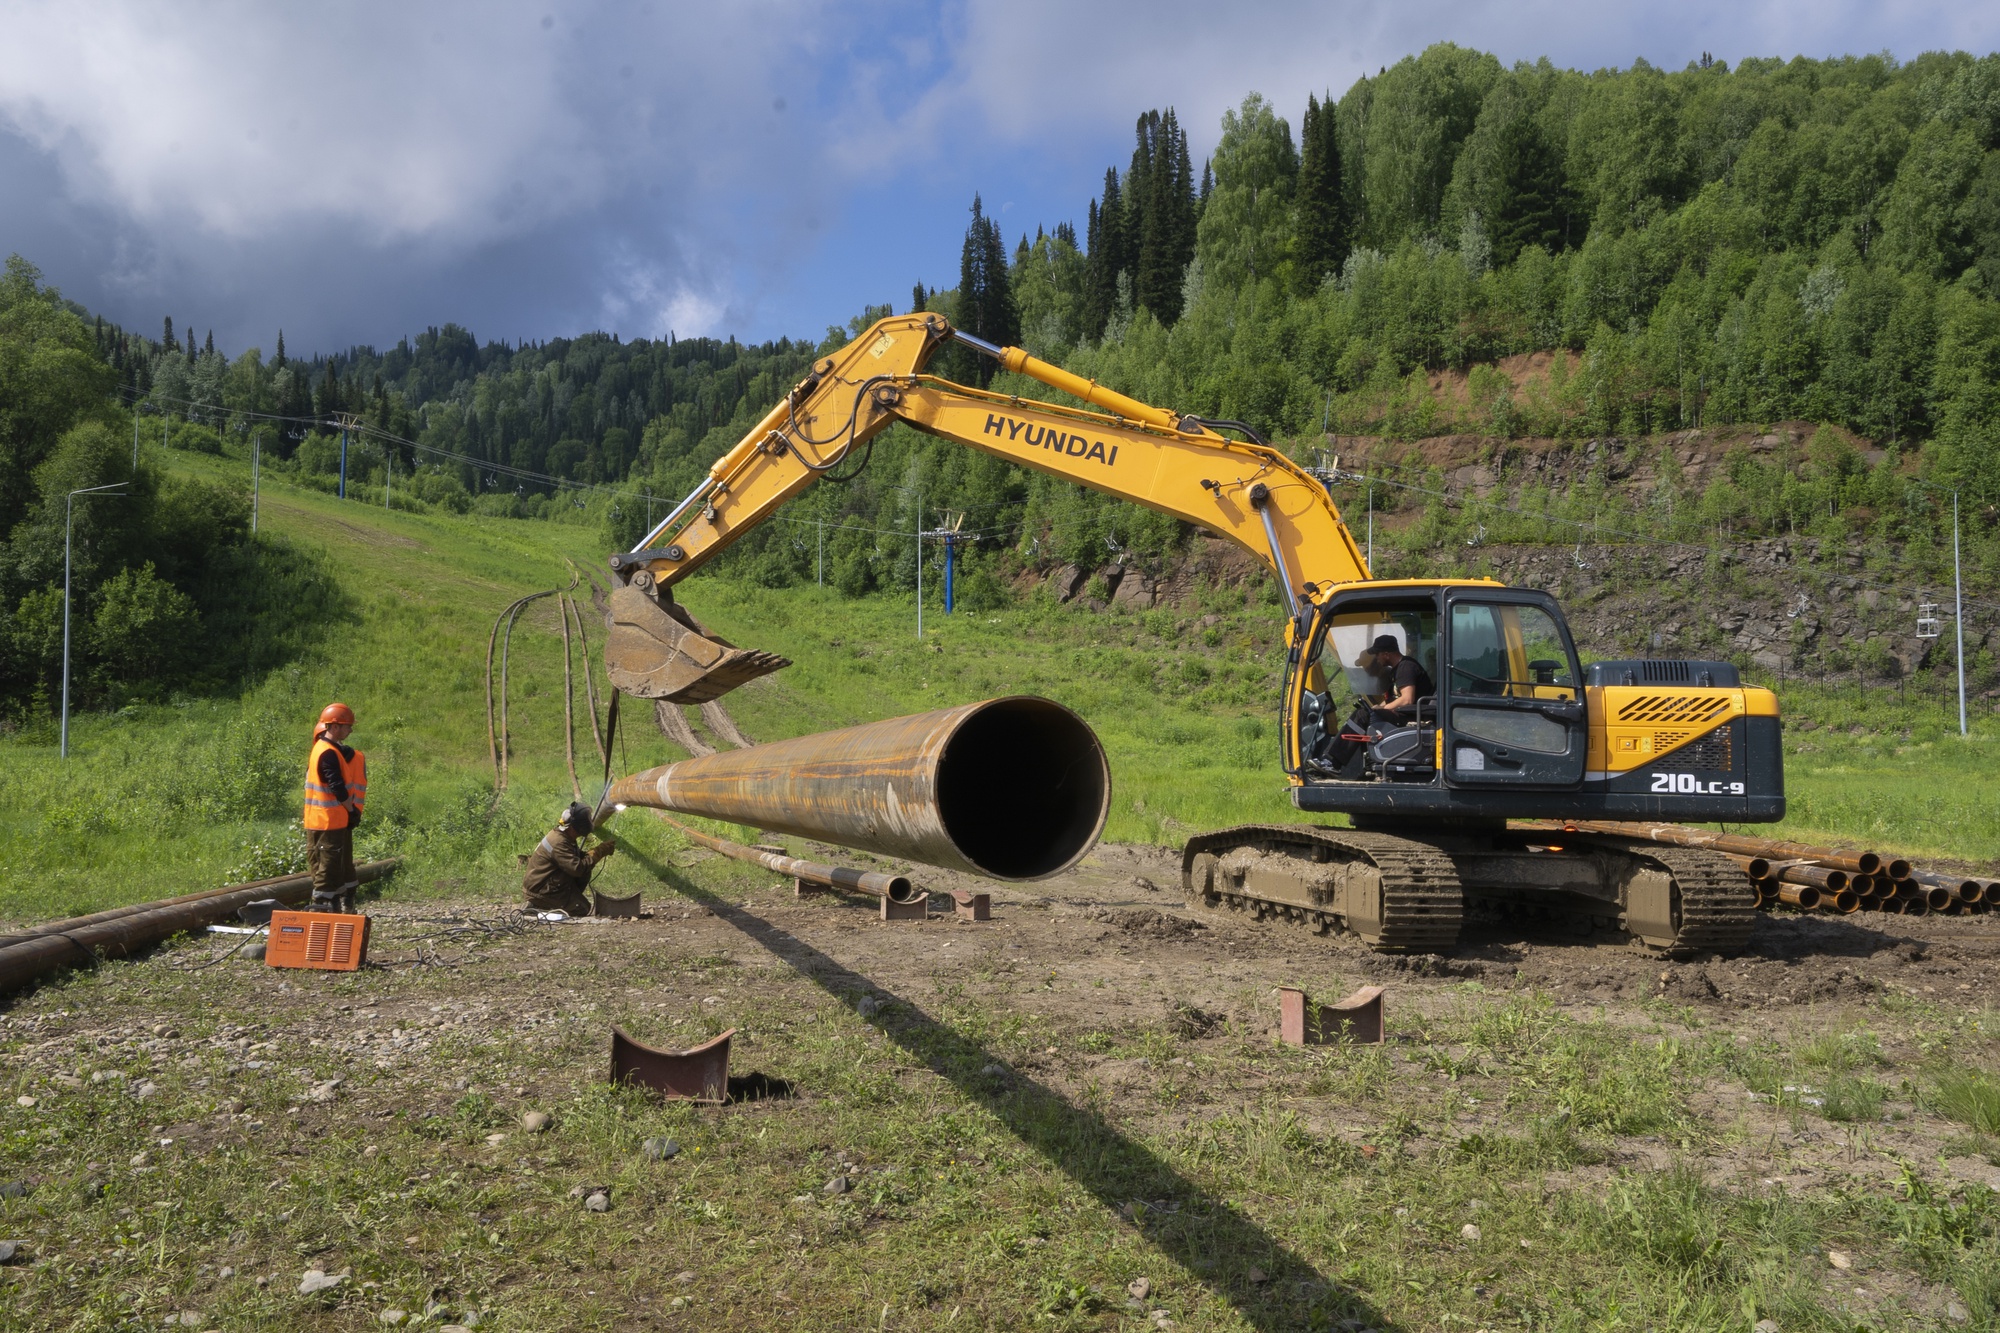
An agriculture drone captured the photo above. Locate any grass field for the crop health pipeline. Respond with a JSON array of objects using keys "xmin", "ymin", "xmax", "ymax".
[
  {"xmin": 1, "ymin": 442, "xmax": 1994, "ymax": 930},
  {"xmin": 6, "ymin": 446, "xmax": 2000, "ymax": 1332}
]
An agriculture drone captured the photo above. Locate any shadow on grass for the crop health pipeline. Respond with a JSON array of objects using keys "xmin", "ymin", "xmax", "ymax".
[{"xmin": 619, "ymin": 842, "xmax": 1395, "ymax": 1333}]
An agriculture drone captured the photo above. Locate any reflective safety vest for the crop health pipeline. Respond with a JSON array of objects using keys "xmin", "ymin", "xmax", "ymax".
[{"xmin": 303, "ymin": 737, "xmax": 367, "ymax": 830}]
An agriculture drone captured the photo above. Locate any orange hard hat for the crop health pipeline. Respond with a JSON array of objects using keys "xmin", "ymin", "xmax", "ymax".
[{"xmin": 318, "ymin": 702, "xmax": 356, "ymax": 728}]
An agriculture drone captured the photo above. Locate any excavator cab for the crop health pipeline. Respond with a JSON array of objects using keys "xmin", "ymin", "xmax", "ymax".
[{"xmin": 1288, "ymin": 580, "xmax": 1780, "ymax": 823}]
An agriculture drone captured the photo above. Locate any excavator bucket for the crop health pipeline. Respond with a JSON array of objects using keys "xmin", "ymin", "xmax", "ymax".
[{"xmin": 602, "ymin": 582, "xmax": 790, "ymax": 703}]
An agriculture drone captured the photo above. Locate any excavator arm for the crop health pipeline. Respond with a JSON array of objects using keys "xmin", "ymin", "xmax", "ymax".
[{"xmin": 604, "ymin": 313, "xmax": 1373, "ymax": 702}]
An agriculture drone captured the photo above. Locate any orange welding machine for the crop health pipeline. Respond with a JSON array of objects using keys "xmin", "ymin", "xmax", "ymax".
[{"xmin": 265, "ymin": 910, "xmax": 372, "ymax": 971}]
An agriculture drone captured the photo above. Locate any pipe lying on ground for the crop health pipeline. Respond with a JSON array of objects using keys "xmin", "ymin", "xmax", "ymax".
[
  {"xmin": 0, "ymin": 870, "xmax": 336, "ymax": 950},
  {"xmin": 602, "ymin": 696, "xmax": 1110, "ymax": 881},
  {"xmin": 1776, "ymin": 884, "xmax": 1822, "ymax": 910},
  {"xmin": 1541, "ymin": 822, "xmax": 1884, "ymax": 877},
  {"xmin": 655, "ymin": 813, "xmax": 919, "ymax": 902},
  {"xmin": 1725, "ymin": 853, "xmax": 1775, "ymax": 881},
  {"xmin": 1907, "ymin": 869, "xmax": 1985, "ymax": 904},
  {"xmin": 1778, "ymin": 863, "xmax": 1849, "ymax": 894},
  {"xmin": 0, "ymin": 859, "xmax": 400, "ymax": 994},
  {"xmin": 1818, "ymin": 887, "xmax": 1860, "ymax": 914}
]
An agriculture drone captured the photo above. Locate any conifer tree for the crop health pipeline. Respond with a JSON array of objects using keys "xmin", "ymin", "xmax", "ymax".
[
  {"xmin": 1131, "ymin": 108, "xmax": 1198, "ymax": 323},
  {"xmin": 162, "ymin": 315, "xmax": 174, "ymax": 353},
  {"xmin": 911, "ymin": 282, "xmax": 928, "ymax": 313},
  {"xmin": 275, "ymin": 330, "xmax": 286, "ymax": 367},
  {"xmin": 1296, "ymin": 92, "xmax": 1349, "ymax": 289},
  {"xmin": 1082, "ymin": 169, "xmax": 1130, "ymax": 340},
  {"xmin": 957, "ymin": 195, "xmax": 1019, "ymax": 386},
  {"xmin": 203, "ymin": 330, "xmax": 214, "ymax": 358}
]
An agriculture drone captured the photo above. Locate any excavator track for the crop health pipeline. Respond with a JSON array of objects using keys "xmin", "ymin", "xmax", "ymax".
[
  {"xmin": 1181, "ymin": 825, "xmax": 1757, "ymax": 957},
  {"xmin": 1581, "ymin": 837, "xmax": 1758, "ymax": 957},
  {"xmin": 1183, "ymin": 824, "xmax": 1464, "ymax": 953}
]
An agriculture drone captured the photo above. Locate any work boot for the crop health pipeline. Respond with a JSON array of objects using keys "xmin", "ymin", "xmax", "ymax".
[{"xmin": 309, "ymin": 888, "xmax": 341, "ymax": 914}]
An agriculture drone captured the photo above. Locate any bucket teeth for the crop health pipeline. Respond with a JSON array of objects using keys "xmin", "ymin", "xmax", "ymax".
[{"xmin": 603, "ymin": 584, "xmax": 790, "ymax": 702}]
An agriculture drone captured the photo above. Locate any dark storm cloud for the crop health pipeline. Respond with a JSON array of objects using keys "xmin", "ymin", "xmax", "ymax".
[{"xmin": 0, "ymin": 1, "xmax": 1993, "ymax": 356}]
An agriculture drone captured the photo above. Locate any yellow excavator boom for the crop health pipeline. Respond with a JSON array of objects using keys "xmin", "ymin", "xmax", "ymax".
[{"xmin": 604, "ymin": 314, "xmax": 1370, "ymax": 701}]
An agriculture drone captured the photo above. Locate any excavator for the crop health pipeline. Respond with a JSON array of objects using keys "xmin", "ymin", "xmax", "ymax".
[{"xmin": 599, "ymin": 313, "xmax": 1783, "ymax": 955}]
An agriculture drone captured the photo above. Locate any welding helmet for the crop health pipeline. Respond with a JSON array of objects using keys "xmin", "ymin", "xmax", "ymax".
[{"xmin": 558, "ymin": 801, "xmax": 594, "ymax": 836}]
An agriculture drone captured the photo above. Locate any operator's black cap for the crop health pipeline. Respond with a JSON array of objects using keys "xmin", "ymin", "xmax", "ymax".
[
  {"xmin": 1368, "ymin": 634, "xmax": 1403, "ymax": 656},
  {"xmin": 558, "ymin": 801, "xmax": 593, "ymax": 835}
]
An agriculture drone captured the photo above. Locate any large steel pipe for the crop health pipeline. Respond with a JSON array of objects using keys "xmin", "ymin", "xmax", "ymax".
[
  {"xmin": 0, "ymin": 859, "xmax": 400, "ymax": 994},
  {"xmin": 603, "ymin": 697, "xmax": 1109, "ymax": 881}
]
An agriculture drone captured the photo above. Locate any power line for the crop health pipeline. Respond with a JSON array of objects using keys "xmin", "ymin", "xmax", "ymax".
[{"xmin": 120, "ymin": 387, "xmax": 662, "ymax": 503}]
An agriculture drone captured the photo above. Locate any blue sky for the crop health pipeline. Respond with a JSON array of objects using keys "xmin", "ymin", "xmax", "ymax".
[{"xmin": 1, "ymin": 0, "xmax": 1995, "ymax": 359}]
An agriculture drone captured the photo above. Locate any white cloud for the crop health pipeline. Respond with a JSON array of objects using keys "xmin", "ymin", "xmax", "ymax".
[{"xmin": 1, "ymin": 0, "xmax": 1992, "ymax": 351}]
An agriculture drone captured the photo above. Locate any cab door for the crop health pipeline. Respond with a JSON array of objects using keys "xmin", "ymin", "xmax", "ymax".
[{"xmin": 1441, "ymin": 592, "xmax": 1586, "ymax": 787}]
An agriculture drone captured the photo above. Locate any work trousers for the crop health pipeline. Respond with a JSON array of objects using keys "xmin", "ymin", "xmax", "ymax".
[
  {"xmin": 307, "ymin": 826, "xmax": 358, "ymax": 910},
  {"xmin": 523, "ymin": 879, "xmax": 593, "ymax": 918}
]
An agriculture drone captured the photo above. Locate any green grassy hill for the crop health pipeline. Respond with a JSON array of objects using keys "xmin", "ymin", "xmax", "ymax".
[{"xmin": 2, "ymin": 445, "xmax": 1994, "ymax": 925}]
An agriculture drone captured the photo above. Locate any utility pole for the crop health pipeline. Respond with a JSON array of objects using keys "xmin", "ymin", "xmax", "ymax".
[
  {"xmin": 251, "ymin": 432, "xmax": 261, "ymax": 533},
  {"xmin": 1955, "ymin": 491, "xmax": 1967, "ymax": 737},
  {"xmin": 61, "ymin": 483, "xmax": 129, "ymax": 758},
  {"xmin": 334, "ymin": 413, "xmax": 362, "ymax": 501},
  {"xmin": 132, "ymin": 410, "xmax": 140, "ymax": 471},
  {"xmin": 817, "ymin": 518, "xmax": 824, "ymax": 587},
  {"xmin": 915, "ymin": 492, "xmax": 923, "ymax": 640},
  {"xmin": 385, "ymin": 446, "xmax": 392, "ymax": 509}
]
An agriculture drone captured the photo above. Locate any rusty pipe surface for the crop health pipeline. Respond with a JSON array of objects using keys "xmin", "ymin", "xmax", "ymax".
[
  {"xmin": 0, "ymin": 860, "xmax": 400, "ymax": 994},
  {"xmin": 1775, "ymin": 884, "xmax": 1822, "ymax": 910},
  {"xmin": 1907, "ymin": 868, "xmax": 1985, "ymax": 903},
  {"xmin": 1777, "ymin": 863, "xmax": 1849, "ymax": 894},
  {"xmin": 603, "ymin": 696, "xmax": 1109, "ymax": 881},
  {"xmin": 655, "ymin": 813, "xmax": 918, "ymax": 902},
  {"xmin": 1726, "ymin": 853, "xmax": 1774, "ymax": 880},
  {"xmin": 1818, "ymin": 887, "xmax": 1860, "ymax": 914},
  {"xmin": 1534, "ymin": 822, "xmax": 1883, "ymax": 876}
]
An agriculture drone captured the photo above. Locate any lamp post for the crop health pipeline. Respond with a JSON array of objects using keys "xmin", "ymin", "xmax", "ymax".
[
  {"xmin": 1955, "ymin": 490, "xmax": 1966, "ymax": 737},
  {"xmin": 61, "ymin": 482, "xmax": 129, "ymax": 758}
]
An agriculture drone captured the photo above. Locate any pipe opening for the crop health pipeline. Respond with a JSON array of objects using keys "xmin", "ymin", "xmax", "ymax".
[{"xmin": 934, "ymin": 698, "xmax": 1109, "ymax": 880}]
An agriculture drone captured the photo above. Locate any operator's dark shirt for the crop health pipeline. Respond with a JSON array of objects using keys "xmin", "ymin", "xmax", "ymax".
[
  {"xmin": 316, "ymin": 740, "xmax": 359, "ymax": 827},
  {"xmin": 1390, "ymin": 655, "xmax": 1435, "ymax": 703}
]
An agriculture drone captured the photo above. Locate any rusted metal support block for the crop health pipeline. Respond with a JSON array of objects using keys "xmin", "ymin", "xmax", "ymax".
[
  {"xmin": 592, "ymin": 890, "xmax": 643, "ymax": 918},
  {"xmin": 1279, "ymin": 985, "xmax": 1384, "ymax": 1046},
  {"xmin": 794, "ymin": 876, "xmax": 832, "ymax": 899},
  {"xmin": 880, "ymin": 892, "xmax": 929, "ymax": 922},
  {"xmin": 610, "ymin": 1026, "xmax": 733, "ymax": 1103},
  {"xmin": 951, "ymin": 890, "xmax": 990, "ymax": 922}
]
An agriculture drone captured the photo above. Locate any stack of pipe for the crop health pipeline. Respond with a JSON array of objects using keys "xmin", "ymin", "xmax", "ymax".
[
  {"xmin": 1529, "ymin": 821, "xmax": 1993, "ymax": 920},
  {"xmin": 0, "ymin": 859, "xmax": 401, "ymax": 994}
]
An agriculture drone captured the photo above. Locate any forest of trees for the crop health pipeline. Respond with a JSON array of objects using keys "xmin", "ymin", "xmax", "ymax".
[{"xmin": 6, "ymin": 44, "xmax": 2000, "ymax": 714}]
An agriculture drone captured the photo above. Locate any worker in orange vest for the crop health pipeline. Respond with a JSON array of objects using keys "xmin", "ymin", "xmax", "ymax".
[{"xmin": 304, "ymin": 702, "xmax": 367, "ymax": 913}]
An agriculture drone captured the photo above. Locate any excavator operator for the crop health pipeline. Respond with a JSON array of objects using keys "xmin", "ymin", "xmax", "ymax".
[
  {"xmin": 1364, "ymin": 635, "xmax": 1435, "ymax": 721},
  {"xmin": 1322, "ymin": 636, "xmax": 1437, "ymax": 773}
]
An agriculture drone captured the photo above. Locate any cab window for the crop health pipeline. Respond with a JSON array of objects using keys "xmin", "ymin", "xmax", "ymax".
[
  {"xmin": 1314, "ymin": 606, "xmax": 1438, "ymax": 700},
  {"xmin": 1447, "ymin": 603, "xmax": 1576, "ymax": 701}
]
